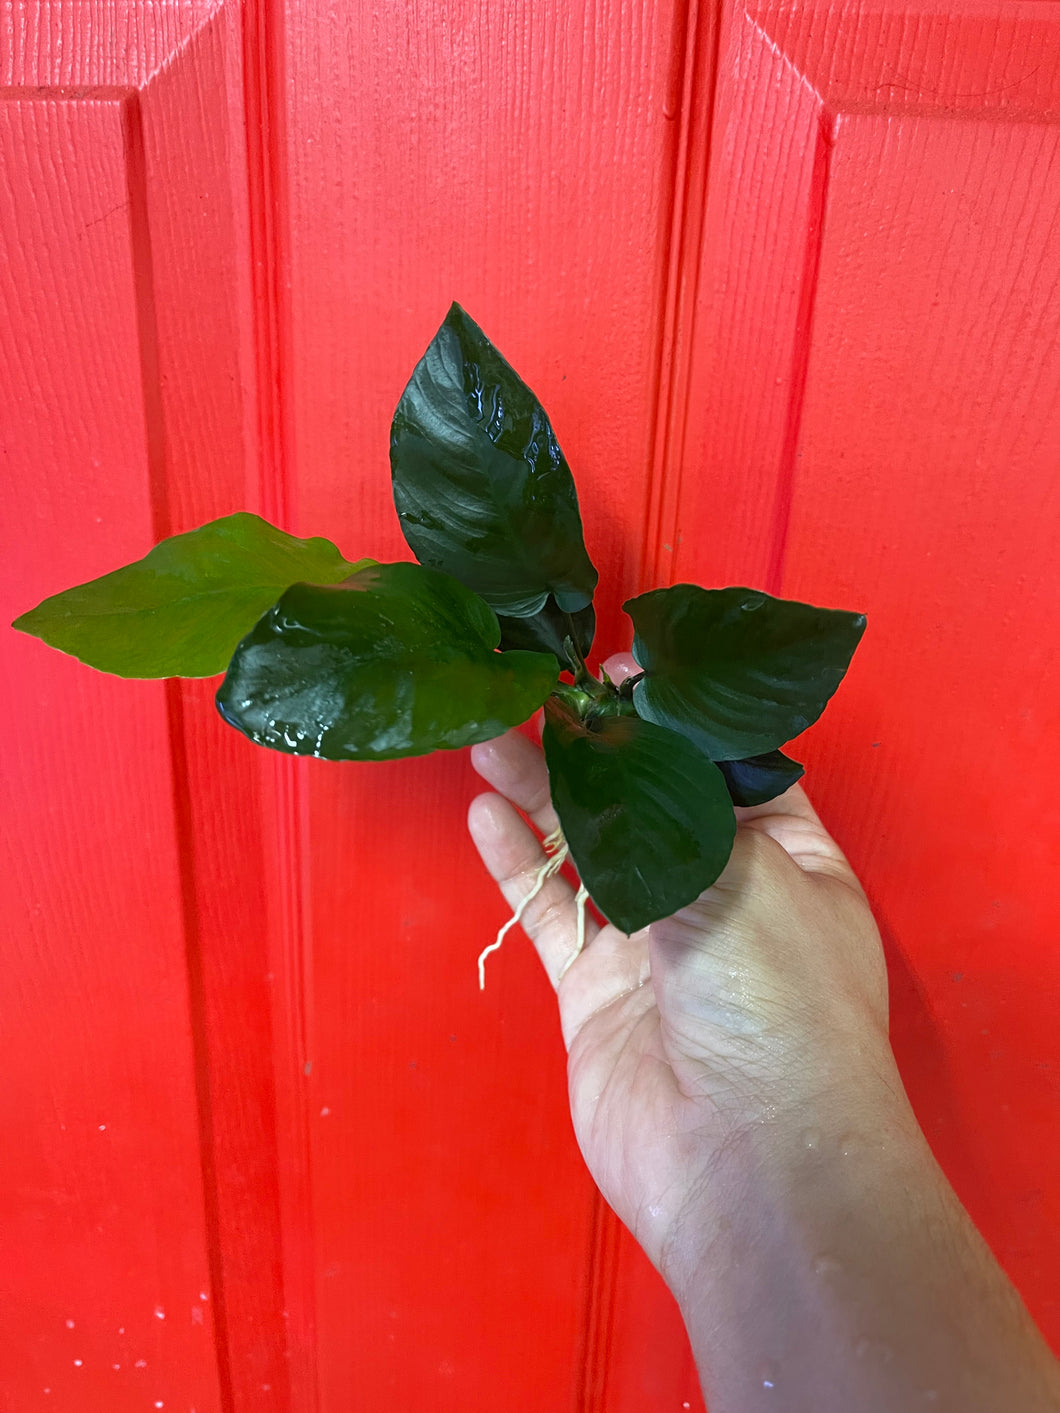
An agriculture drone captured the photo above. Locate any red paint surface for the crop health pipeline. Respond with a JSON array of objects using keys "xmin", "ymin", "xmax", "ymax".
[{"xmin": 2, "ymin": 2, "xmax": 1057, "ymax": 1410}]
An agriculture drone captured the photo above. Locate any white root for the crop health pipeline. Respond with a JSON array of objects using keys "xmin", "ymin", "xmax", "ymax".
[
  {"xmin": 478, "ymin": 825, "xmax": 570, "ymax": 990},
  {"xmin": 559, "ymin": 883, "xmax": 590, "ymax": 982}
]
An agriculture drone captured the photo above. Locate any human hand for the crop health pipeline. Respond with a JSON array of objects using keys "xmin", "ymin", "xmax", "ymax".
[
  {"xmin": 467, "ymin": 653, "xmax": 913, "ymax": 1296},
  {"xmin": 470, "ymin": 655, "xmax": 1060, "ymax": 1411}
]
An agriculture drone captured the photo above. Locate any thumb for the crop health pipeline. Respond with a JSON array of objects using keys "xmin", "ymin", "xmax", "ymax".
[{"xmin": 735, "ymin": 781, "xmax": 865, "ymax": 897}]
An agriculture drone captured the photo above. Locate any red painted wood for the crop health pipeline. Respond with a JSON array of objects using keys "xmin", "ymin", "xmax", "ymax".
[
  {"xmin": 669, "ymin": 0, "xmax": 1060, "ymax": 1367},
  {"xmin": 0, "ymin": 48, "xmax": 227, "ymax": 1413},
  {"xmin": 5, "ymin": 1, "xmax": 1057, "ymax": 1410},
  {"xmin": 277, "ymin": 2, "xmax": 698, "ymax": 1407},
  {"xmin": 1, "ymin": 5, "xmax": 293, "ymax": 1412}
]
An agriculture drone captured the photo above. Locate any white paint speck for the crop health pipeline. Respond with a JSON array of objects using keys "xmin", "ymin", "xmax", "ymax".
[
  {"xmin": 191, "ymin": 1306, "xmax": 204, "ymax": 1325},
  {"xmin": 263, "ymin": 1385, "xmax": 271, "ymax": 1392},
  {"xmin": 118, "ymin": 1326, "xmax": 124, "ymax": 1334},
  {"xmin": 199, "ymin": 1290, "xmax": 208, "ymax": 1301},
  {"xmin": 43, "ymin": 1389, "xmax": 51, "ymax": 1395},
  {"xmin": 73, "ymin": 1359, "xmax": 82, "ymax": 1368},
  {"xmin": 65, "ymin": 1319, "xmax": 76, "ymax": 1329},
  {"xmin": 135, "ymin": 1360, "xmax": 148, "ymax": 1369},
  {"xmin": 154, "ymin": 1306, "xmax": 166, "ymax": 1320},
  {"xmin": 320, "ymin": 1106, "xmax": 331, "ymax": 1117},
  {"xmin": 112, "ymin": 1362, "xmax": 121, "ymax": 1370},
  {"xmin": 155, "ymin": 1402, "xmax": 164, "ymax": 1409},
  {"xmin": 98, "ymin": 1124, "xmax": 107, "ymax": 1131}
]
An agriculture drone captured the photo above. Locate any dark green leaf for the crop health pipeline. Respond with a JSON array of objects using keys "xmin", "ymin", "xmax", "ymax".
[
  {"xmin": 717, "ymin": 749, "xmax": 804, "ymax": 807},
  {"xmin": 390, "ymin": 302, "xmax": 598, "ymax": 617},
  {"xmin": 625, "ymin": 585, "xmax": 866, "ymax": 760},
  {"xmin": 495, "ymin": 598, "xmax": 595, "ymax": 673},
  {"xmin": 11, "ymin": 512, "xmax": 373, "ymax": 679},
  {"xmin": 216, "ymin": 562, "xmax": 557, "ymax": 760},
  {"xmin": 542, "ymin": 696, "xmax": 736, "ymax": 934}
]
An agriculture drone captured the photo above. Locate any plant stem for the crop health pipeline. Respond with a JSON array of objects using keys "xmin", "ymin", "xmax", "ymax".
[{"xmin": 562, "ymin": 613, "xmax": 601, "ymax": 691}]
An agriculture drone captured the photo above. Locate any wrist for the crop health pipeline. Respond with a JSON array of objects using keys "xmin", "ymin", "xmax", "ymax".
[
  {"xmin": 661, "ymin": 1055, "xmax": 926, "ymax": 1307},
  {"xmin": 663, "ymin": 1076, "xmax": 1060, "ymax": 1413}
]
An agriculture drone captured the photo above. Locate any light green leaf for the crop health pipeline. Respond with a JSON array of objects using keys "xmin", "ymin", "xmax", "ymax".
[{"xmin": 12, "ymin": 512, "xmax": 373, "ymax": 678}]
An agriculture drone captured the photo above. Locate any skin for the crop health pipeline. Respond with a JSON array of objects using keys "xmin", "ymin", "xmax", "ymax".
[{"xmin": 466, "ymin": 653, "xmax": 1060, "ymax": 1413}]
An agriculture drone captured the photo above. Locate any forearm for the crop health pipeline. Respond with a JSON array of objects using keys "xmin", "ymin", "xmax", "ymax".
[{"xmin": 669, "ymin": 1090, "xmax": 1060, "ymax": 1413}]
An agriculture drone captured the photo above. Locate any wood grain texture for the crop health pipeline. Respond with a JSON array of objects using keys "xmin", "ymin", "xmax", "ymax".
[
  {"xmin": 1, "ymin": 5, "xmax": 292, "ymax": 1411},
  {"xmin": 0, "ymin": 82, "xmax": 225, "ymax": 1413},
  {"xmin": 674, "ymin": 0, "xmax": 1060, "ymax": 1355},
  {"xmin": 278, "ymin": 0, "xmax": 703, "ymax": 1408},
  {"xmin": 7, "ymin": 1, "xmax": 1058, "ymax": 1410}
]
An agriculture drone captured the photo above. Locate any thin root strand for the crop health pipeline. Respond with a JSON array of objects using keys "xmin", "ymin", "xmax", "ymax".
[
  {"xmin": 559, "ymin": 883, "xmax": 590, "ymax": 981},
  {"xmin": 477, "ymin": 827, "xmax": 570, "ymax": 990}
]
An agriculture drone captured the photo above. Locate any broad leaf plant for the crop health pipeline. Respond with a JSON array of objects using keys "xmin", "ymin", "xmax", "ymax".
[{"xmin": 14, "ymin": 304, "xmax": 865, "ymax": 971}]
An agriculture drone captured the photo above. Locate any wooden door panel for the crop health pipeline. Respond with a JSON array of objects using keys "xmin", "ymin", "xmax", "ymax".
[
  {"xmin": 277, "ymin": 1, "xmax": 703, "ymax": 1407},
  {"xmin": 0, "ymin": 5, "xmax": 287, "ymax": 1410},
  {"xmin": 671, "ymin": 0, "xmax": 1060, "ymax": 1353},
  {"xmin": 0, "ymin": 87, "xmax": 225, "ymax": 1413},
  {"xmin": 6, "ymin": 2, "xmax": 1057, "ymax": 1410}
]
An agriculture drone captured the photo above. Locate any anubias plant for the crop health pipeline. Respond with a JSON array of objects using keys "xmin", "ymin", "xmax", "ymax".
[{"xmin": 13, "ymin": 304, "xmax": 865, "ymax": 983}]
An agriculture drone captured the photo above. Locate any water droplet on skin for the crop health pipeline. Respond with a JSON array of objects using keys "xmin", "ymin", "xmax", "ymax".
[
  {"xmin": 813, "ymin": 1254, "xmax": 842, "ymax": 1276},
  {"xmin": 801, "ymin": 1127, "xmax": 822, "ymax": 1150},
  {"xmin": 758, "ymin": 1359, "xmax": 779, "ymax": 1389},
  {"xmin": 855, "ymin": 1337, "xmax": 894, "ymax": 1363}
]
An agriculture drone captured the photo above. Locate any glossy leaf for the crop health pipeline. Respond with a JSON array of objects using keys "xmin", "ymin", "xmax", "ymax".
[
  {"xmin": 11, "ymin": 512, "xmax": 373, "ymax": 679},
  {"xmin": 390, "ymin": 302, "xmax": 598, "ymax": 617},
  {"xmin": 542, "ymin": 696, "xmax": 737, "ymax": 934},
  {"xmin": 495, "ymin": 598, "xmax": 596, "ymax": 673},
  {"xmin": 717, "ymin": 749, "xmax": 805, "ymax": 807},
  {"xmin": 216, "ymin": 562, "xmax": 558, "ymax": 760},
  {"xmin": 626, "ymin": 585, "xmax": 866, "ymax": 760}
]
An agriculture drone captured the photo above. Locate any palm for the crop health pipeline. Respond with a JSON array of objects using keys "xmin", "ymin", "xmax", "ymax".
[{"xmin": 562, "ymin": 953, "xmax": 719, "ymax": 1270}]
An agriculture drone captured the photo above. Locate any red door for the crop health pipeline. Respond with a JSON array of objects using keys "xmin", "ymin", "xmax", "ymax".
[{"xmin": 3, "ymin": 3, "xmax": 1057, "ymax": 1410}]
